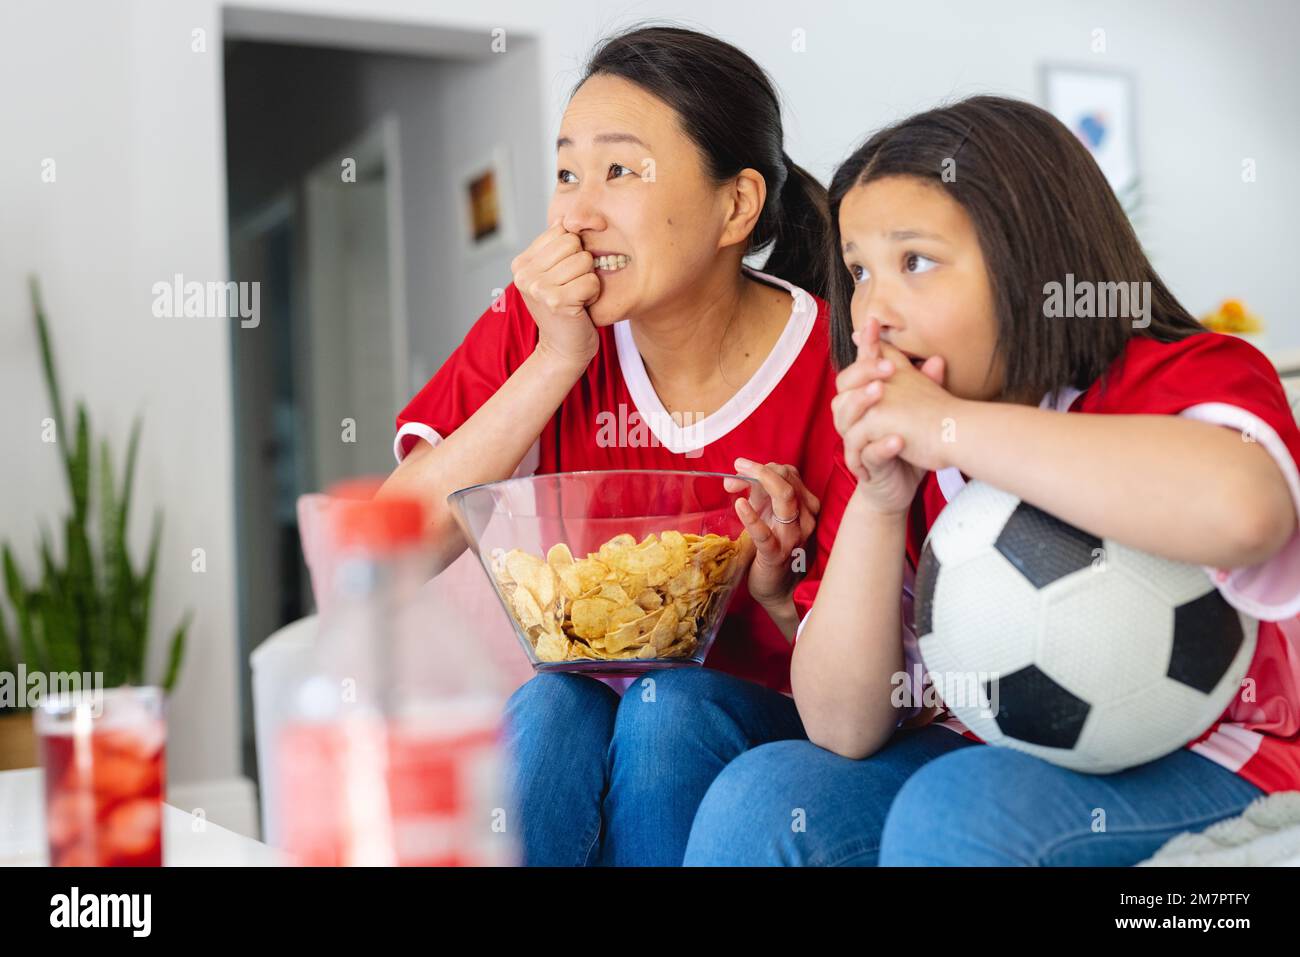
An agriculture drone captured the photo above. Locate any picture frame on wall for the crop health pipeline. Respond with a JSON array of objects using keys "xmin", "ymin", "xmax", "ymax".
[
  {"xmin": 456, "ymin": 147, "xmax": 516, "ymax": 259},
  {"xmin": 1040, "ymin": 64, "xmax": 1140, "ymax": 206}
]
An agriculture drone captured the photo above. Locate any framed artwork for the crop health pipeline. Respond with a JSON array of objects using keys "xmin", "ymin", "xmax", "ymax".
[
  {"xmin": 1040, "ymin": 64, "xmax": 1140, "ymax": 202},
  {"xmin": 457, "ymin": 147, "xmax": 515, "ymax": 258}
]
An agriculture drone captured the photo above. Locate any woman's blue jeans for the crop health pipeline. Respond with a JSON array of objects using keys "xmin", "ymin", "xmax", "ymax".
[
  {"xmin": 503, "ymin": 667, "xmax": 806, "ymax": 865},
  {"xmin": 504, "ymin": 667, "xmax": 1263, "ymax": 866}
]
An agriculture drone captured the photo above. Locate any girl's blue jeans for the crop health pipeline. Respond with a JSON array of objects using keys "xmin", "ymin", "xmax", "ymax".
[{"xmin": 503, "ymin": 667, "xmax": 1262, "ymax": 866}]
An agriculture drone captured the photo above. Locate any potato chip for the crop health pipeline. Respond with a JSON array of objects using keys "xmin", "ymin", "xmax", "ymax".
[
  {"xmin": 504, "ymin": 549, "xmax": 544, "ymax": 586},
  {"xmin": 608, "ymin": 605, "xmax": 645, "ymax": 635},
  {"xmin": 574, "ymin": 559, "xmax": 608, "ymax": 593},
  {"xmin": 597, "ymin": 534, "xmax": 637, "ymax": 562},
  {"xmin": 511, "ymin": 585, "xmax": 545, "ymax": 630},
  {"xmin": 635, "ymin": 589, "xmax": 663, "ymax": 612},
  {"xmin": 571, "ymin": 597, "xmax": 616, "ymax": 640},
  {"xmin": 605, "ymin": 607, "xmax": 662, "ymax": 653},
  {"xmin": 666, "ymin": 565, "xmax": 706, "ymax": 597},
  {"xmin": 506, "ymin": 550, "xmax": 557, "ymax": 610},
  {"xmin": 535, "ymin": 632, "xmax": 571, "ymax": 662},
  {"xmin": 651, "ymin": 603, "xmax": 679, "ymax": 654},
  {"xmin": 616, "ymin": 571, "xmax": 648, "ymax": 596},
  {"xmin": 661, "ymin": 529, "xmax": 688, "ymax": 559},
  {"xmin": 567, "ymin": 639, "xmax": 603, "ymax": 660},
  {"xmin": 596, "ymin": 582, "xmax": 631, "ymax": 605},
  {"xmin": 554, "ymin": 564, "xmax": 583, "ymax": 600},
  {"xmin": 493, "ymin": 528, "xmax": 745, "ymax": 663},
  {"xmin": 610, "ymin": 538, "xmax": 667, "ymax": 576}
]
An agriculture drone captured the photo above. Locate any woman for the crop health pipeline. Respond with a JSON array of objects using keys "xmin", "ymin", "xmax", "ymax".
[{"xmin": 380, "ymin": 26, "xmax": 857, "ymax": 865}]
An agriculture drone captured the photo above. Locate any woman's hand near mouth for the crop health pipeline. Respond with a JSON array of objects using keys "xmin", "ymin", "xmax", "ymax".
[
  {"xmin": 381, "ymin": 222, "xmax": 600, "ymax": 569},
  {"xmin": 512, "ymin": 221, "xmax": 601, "ymax": 372}
]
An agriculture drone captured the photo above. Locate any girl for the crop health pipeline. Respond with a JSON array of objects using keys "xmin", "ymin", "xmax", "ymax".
[
  {"xmin": 682, "ymin": 95, "xmax": 1300, "ymax": 866},
  {"xmin": 379, "ymin": 26, "xmax": 859, "ymax": 865}
]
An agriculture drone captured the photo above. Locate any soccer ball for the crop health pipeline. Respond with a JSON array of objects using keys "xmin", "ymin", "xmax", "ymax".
[{"xmin": 913, "ymin": 480, "xmax": 1257, "ymax": 773}]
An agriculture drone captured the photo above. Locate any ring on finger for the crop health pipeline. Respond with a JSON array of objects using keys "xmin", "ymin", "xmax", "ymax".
[{"xmin": 772, "ymin": 511, "xmax": 799, "ymax": 525}]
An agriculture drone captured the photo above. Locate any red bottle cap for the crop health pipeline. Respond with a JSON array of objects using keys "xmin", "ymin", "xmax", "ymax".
[{"xmin": 327, "ymin": 478, "xmax": 425, "ymax": 553}]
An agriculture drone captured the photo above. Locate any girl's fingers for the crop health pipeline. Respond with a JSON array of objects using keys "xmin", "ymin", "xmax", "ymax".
[
  {"xmin": 856, "ymin": 317, "xmax": 882, "ymax": 363},
  {"xmin": 920, "ymin": 354, "xmax": 947, "ymax": 387},
  {"xmin": 861, "ymin": 434, "xmax": 906, "ymax": 470},
  {"xmin": 842, "ymin": 433, "xmax": 872, "ymax": 484},
  {"xmin": 877, "ymin": 341, "xmax": 924, "ymax": 381},
  {"xmin": 842, "ymin": 416, "xmax": 890, "ymax": 468},
  {"xmin": 832, "ymin": 382, "xmax": 886, "ymax": 434},
  {"xmin": 832, "ymin": 390, "xmax": 866, "ymax": 435},
  {"xmin": 835, "ymin": 355, "xmax": 895, "ymax": 393}
]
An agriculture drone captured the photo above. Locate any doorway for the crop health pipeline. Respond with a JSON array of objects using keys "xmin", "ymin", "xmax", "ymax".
[{"xmin": 222, "ymin": 11, "xmax": 547, "ymax": 783}]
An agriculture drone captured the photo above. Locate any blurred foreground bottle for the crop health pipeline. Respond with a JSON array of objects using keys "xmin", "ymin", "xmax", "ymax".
[{"xmin": 279, "ymin": 481, "xmax": 517, "ymax": 866}]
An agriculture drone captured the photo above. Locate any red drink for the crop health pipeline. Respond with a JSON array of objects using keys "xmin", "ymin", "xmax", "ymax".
[
  {"xmin": 37, "ymin": 687, "xmax": 166, "ymax": 867},
  {"xmin": 279, "ymin": 701, "xmax": 510, "ymax": 867}
]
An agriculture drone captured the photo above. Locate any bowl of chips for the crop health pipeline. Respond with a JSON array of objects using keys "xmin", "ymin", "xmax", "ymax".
[{"xmin": 448, "ymin": 470, "xmax": 757, "ymax": 675}]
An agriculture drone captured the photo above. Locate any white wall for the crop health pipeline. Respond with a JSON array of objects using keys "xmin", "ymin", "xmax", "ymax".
[
  {"xmin": 2, "ymin": 0, "xmax": 1296, "ymax": 784},
  {"xmin": 1, "ymin": 0, "xmax": 239, "ymax": 782}
]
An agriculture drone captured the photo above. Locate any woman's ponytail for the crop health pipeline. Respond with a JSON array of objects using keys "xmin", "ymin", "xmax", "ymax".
[{"xmin": 759, "ymin": 155, "xmax": 830, "ymax": 300}]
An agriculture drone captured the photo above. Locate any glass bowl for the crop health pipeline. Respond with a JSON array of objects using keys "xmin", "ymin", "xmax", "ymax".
[{"xmin": 448, "ymin": 470, "xmax": 757, "ymax": 676}]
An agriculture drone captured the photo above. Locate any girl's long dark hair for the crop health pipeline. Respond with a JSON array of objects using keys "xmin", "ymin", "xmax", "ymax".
[
  {"xmin": 581, "ymin": 25, "xmax": 829, "ymax": 299},
  {"xmin": 827, "ymin": 95, "xmax": 1204, "ymax": 402}
]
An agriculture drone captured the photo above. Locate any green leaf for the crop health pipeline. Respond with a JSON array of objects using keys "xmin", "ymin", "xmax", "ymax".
[
  {"xmin": 133, "ymin": 511, "xmax": 164, "ymax": 683},
  {"xmin": 37, "ymin": 531, "xmax": 73, "ymax": 675},
  {"xmin": 65, "ymin": 510, "xmax": 98, "ymax": 674},
  {"xmin": 117, "ymin": 418, "xmax": 142, "ymax": 552},
  {"xmin": 161, "ymin": 611, "xmax": 190, "ymax": 693},
  {"xmin": 30, "ymin": 276, "xmax": 69, "ymax": 478},
  {"xmin": 99, "ymin": 439, "xmax": 122, "ymax": 677},
  {"xmin": 69, "ymin": 405, "xmax": 90, "ymax": 524},
  {"xmin": 2, "ymin": 545, "xmax": 43, "ymax": 672},
  {"xmin": 0, "ymin": 599, "xmax": 15, "ymax": 680}
]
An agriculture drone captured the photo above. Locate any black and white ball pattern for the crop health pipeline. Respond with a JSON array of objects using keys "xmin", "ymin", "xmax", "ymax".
[{"xmin": 914, "ymin": 480, "xmax": 1257, "ymax": 773}]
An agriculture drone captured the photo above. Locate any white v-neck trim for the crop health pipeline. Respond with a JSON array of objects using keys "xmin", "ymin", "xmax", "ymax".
[{"xmin": 612, "ymin": 267, "xmax": 817, "ymax": 454}]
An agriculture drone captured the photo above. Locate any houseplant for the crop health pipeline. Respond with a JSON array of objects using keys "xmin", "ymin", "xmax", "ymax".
[{"xmin": 0, "ymin": 277, "xmax": 188, "ymax": 768}]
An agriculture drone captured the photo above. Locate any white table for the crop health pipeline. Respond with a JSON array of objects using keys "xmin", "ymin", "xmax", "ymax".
[{"xmin": 0, "ymin": 768, "xmax": 282, "ymax": 867}]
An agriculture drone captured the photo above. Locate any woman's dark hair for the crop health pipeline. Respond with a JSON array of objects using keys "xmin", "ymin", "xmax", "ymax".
[
  {"xmin": 827, "ymin": 95, "xmax": 1204, "ymax": 402},
  {"xmin": 580, "ymin": 25, "xmax": 829, "ymax": 299}
]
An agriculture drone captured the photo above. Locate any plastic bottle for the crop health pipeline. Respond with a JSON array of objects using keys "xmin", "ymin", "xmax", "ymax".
[{"xmin": 279, "ymin": 484, "xmax": 516, "ymax": 866}]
